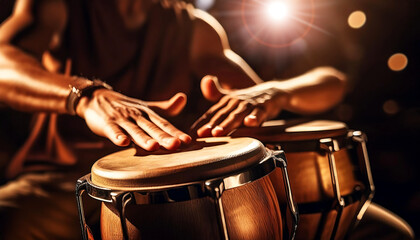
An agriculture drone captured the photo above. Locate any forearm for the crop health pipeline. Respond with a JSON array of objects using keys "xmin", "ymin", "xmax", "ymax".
[
  {"xmin": 273, "ymin": 66, "xmax": 347, "ymax": 114},
  {"xmin": 0, "ymin": 44, "xmax": 90, "ymax": 113}
]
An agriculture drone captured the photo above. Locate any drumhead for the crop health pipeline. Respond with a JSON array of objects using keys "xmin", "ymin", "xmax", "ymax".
[
  {"xmin": 91, "ymin": 137, "xmax": 267, "ymax": 190},
  {"xmin": 231, "ymin": 119, "xmax": 348, "ymax": 142}
]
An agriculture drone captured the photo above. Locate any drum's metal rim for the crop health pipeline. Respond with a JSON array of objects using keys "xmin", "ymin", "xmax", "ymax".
[
  {"xmin": 79, "ymin": 151, "xmax": 278, "ymax": 204},
  {"xmin": 264, "ymin": 134, "xmax": 349, "ymax": 153},
  {"xmin": 230, "ymin": 119, "xmax": 348, "ymax": 142}
]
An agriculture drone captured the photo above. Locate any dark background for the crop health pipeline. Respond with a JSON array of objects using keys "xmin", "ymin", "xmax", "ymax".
[
  {"xmin": 198, "ymin": 0, "xmax": 420, "ymax": 236},
  {"xmin": 1, "ymin": 0, "xmax": 419, "ymax": 237}
]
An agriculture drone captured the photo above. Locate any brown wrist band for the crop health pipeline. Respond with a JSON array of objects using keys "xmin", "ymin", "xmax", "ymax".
[{"xmin": 66, "ymin": 79, "xmax": 113, "ymax": 115}]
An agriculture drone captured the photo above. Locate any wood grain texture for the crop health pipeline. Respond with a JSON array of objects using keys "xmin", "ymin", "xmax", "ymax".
[
  {"xmin": 100, "ymin": 176, "xmax": 282, "ymax": 240},
  {"xmin": 233, "ymin": 119, "xmax": 366, "ymax": 240}
]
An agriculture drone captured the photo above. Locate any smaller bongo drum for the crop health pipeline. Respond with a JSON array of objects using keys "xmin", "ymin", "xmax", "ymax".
[
  {"xmin": 231, "ymin": 119, "xmax": 375, "ymax": 240},
  {"xmin": 76, "ymin": 137, "xmax": 298, "ymax": 240}
]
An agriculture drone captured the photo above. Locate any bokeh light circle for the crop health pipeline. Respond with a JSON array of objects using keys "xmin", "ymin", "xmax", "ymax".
[
  {"xmin": 383, "ymin": 100, "xmax": 399, "ymax": 115},
  {"xmin": 241, "ymin": 0, "xmax": 315, "ymax": 48},
  {"xmin": 388, "ymin": 53, "xmax": 408, "ymax": 71},
  {"xmin": 195, "ymin": 0, "xmax": 215, "ymax": 11},
  {"xmin": 348, "ymin": 10, "xmax": 366, "ymax": 29}
]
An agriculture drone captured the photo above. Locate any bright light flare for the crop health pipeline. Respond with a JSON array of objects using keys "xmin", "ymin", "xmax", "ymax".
[{"xmin": 265, "ymin": 1, "xmax": 290, "ymax": 22}]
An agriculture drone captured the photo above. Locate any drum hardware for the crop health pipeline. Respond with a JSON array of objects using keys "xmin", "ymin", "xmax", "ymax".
[
  {"xmin": 273, "ymin": 151, "xmax": 299, "ymax": 240},
  {"xmin": 266, "ymin": 137, "xmax": 356, "ymax": 239},
  {"xmin": 319, "ymin": 138, "xmax": 345, "ymax": 240},
  {"xmin": 230, "ymin": 120, "xmax": 376, "ymax": 240},
  {"xmin": 348, "ymin": 131, "xmax": 375, "ymax": 224},
  {"xmin": 76, "ymin": 148, "xmax": 298, "ymax": 240},
  {"xmin": 272, "ymin": 133, "xmax": 374, "ymax": 240}
]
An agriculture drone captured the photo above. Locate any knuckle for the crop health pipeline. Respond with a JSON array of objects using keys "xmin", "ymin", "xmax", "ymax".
[
  {"xmin": 132, "ymin": 129, "xmax": 145, "ymax": 137},
  {"xmin": 159, "ymin": 121, "xmax": 172, "ymax": 129},
  {"xmin": 107, "ymin": 115, "xmax": 119, "ymax": 122},
  {"xmin": 229, "ymin": 110, "xmax": 242, "ymax": 119},
  {"xmin": 157, "ymin": 133, "xmax": 169, "ymax": 140}
]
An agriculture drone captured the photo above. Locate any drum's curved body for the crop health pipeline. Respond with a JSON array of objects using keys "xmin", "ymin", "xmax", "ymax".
[
  {"xmin": 231, "ymin": 119, "xmax": 375, "ymax": 240},
  {"xmin": 76, "ymin": 137, "xmax": 287, "ymax": 240}
]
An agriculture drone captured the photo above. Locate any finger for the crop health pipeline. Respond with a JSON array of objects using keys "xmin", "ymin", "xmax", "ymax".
[
  {"xmin": 244, "ymin": 107, "xmax": 269, "ymax": 127},
  {"xmin": 102, "ymin": 122, "xmax": 131, "ymax": 147},
  {"xmin": 190, "ymin": 96, "xmax": 230, "ymax": 137},
  {"xmin": 132, "ymin": 114, "xmax": 182, "ymax": 150},
  {"xmin": 197, "ymin": 98, "xmax": 240, "ymax": 137},
  {"xmin": 147, "ymin": 92, "xmax": 187, "ymax": 117},
  {"xmin": 117, "ymin": 120, "xmax": 160, "ymax": 151},
  {"xmin": 147, "ymin": 112, "xmax": 192, "ymax": 144},
  {"xmin": 200, "ymin": 75, "xmax": 227, "ymax": 102},
  {"xmin": 211, "ymin": 102, "xmax": 253, "ymax": 137}
]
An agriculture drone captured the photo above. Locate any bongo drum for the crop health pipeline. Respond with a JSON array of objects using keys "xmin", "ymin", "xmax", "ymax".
[
  {"xmin": 231, "ymin": 119, "xmax": 375, "ymax": 240},
  {"xmin": 76, "ymin": 137, "xmax": 298, "ymax": 240}
]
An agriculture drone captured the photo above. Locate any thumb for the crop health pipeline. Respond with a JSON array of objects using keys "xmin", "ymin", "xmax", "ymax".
[
  {"xmin": 147, "ymin": 92, "xmax": 187, "ymax": 117},
  {"xmin": 200, "ymin": 75, "xmax": 228, "ymax": 102}
]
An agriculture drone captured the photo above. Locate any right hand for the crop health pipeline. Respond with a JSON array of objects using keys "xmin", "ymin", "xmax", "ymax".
[
  {"xmin": 76, "ymin": 89, "xmax": 191, "ymax": 151},
  {"xmin": 191, "ymin": 75, "xmax": 288, "ymax": 137}
]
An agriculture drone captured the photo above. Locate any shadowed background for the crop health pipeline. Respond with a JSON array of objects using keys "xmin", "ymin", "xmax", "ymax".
[
  {"xmin": 192, "ymin": 0, "xmax": 419, "ymax": 236},
  {"xmin": 0, "ymin": 0, "xmax": 419, "ymax": 237}
]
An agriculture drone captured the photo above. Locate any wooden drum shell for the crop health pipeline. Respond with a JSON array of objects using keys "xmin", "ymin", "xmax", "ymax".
[
  {"xmin": 231, "ymin": 120, "xmax": 368, "ymax": 240},
  {"xmin": 269, "ymin": 149, "xmax": 363, "ymax": 240},
  {"xmin": 100, "ymin": 175, "xmax": 282, "ymax": 240}
]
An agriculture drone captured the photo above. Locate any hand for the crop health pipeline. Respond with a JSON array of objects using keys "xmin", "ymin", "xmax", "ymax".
[
  {"xmin": 191, "ymin": 75, "xmax": 288, "ymax": 137},
  {"xmin": 76, "ymin": 89, "xmax": 191, "ymax": 151}
]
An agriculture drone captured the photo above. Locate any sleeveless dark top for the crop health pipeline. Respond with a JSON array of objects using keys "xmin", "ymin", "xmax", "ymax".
[{"xmin": 62, "ymin": 0, "xmax": 196, "ymax": 101}]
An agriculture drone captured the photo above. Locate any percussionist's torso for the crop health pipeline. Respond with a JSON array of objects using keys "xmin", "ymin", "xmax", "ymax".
[
  {"xmin": 55, "ymin": 0, "xmax": 197, "ymax": 101},
  {"xmin": 40, "ymin": 0, "xmax": 211, "ymax": 170},
  {"xmin": 52, "ymin": 0, "xmax": 210, "ymax": 137}
]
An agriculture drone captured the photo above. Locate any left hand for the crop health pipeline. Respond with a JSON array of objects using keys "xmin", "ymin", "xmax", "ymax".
[{"xmin": 191, "ymin": 75, "xmax": 288, "ymax": 137}]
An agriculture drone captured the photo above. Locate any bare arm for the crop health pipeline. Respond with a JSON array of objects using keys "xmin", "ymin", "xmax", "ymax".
[
  {"xmin": 189, "ymin": 10, "xmax": 347, "ymax": 137},
  {"xmin": 265, "ymin": 66, "xmax": 347, "ymax": 115},
  {"xmin": 0, "ymin": 0, "xmax": 74, "ymax": 113},
  {"xmin": 0, "ymin": 0, "xmax": 191, "ymax": 150}
]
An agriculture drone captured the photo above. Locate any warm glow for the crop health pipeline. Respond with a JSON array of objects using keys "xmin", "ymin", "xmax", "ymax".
[
  {"xmin": 388, "ymin": 53, "xmax": 408, "ymax": 71},
  {"xmin": 195, "ymin": 0, "xmax": 215, "ymax": 11},
  {"xmin": 383, "ymin": 100, "xmax": 399, "ymax": 115},
  {"xmin": 348, "ymin": 11, "xmax": 366, "ymax": 29},
  {"xmin": 265, "ymin": 1, "xmax": 290, "ymax": 22}
]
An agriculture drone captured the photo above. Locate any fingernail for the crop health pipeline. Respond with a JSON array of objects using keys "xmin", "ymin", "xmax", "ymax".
[
  {"xmin": 116, "ymin": 135, "xmax": 130, "ymax": 146},
  {"xmin": 117, "ymin": 134, "xmax": 128, "ymax": 142},
  {"xmin": 212, "ymin": 126, "xmax": 224, "ymax": 136},
  {"xmin": 206, "ymin": 124, "xmax": 213, "ymax": 129},
  {"xmin": 180, "ymin": 134, "xmax": 192, "ymax": 144},
  {"xmin": 214, "ymin": 126, "xmax": 224, "ymax": 131},
  {"xmin": 247, "ymin": 115, "xmax": 257, "ymax": 119}
]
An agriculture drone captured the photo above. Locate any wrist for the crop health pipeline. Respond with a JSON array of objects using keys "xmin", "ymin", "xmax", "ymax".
[{"xmin": 66, "ymin": 78, "xmax": 113, "ymax": 115}]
